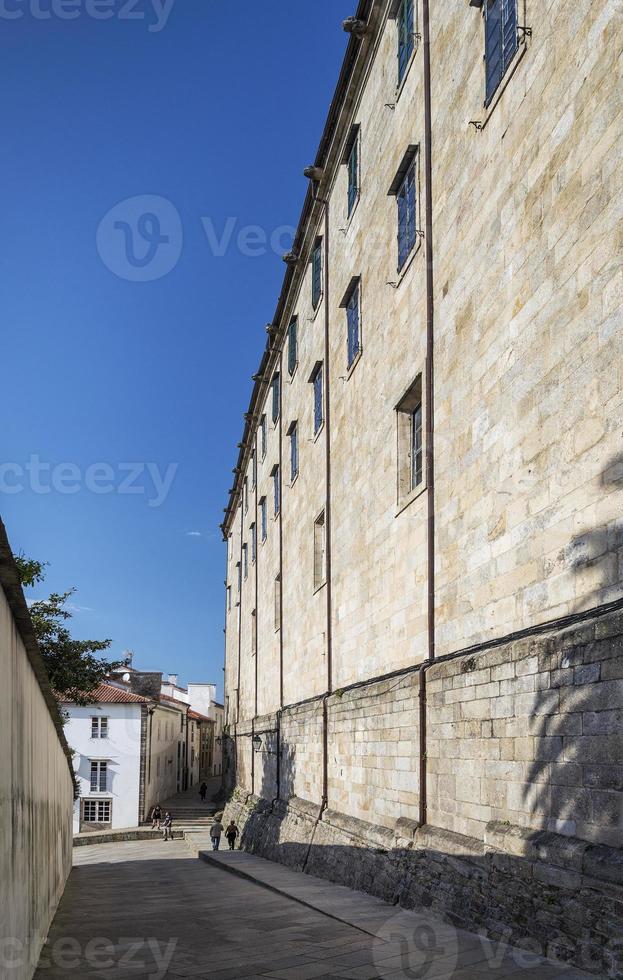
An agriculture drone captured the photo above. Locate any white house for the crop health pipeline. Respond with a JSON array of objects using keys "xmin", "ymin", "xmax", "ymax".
[{"xmin": 63, "ymin": 682, "xmax": 188, "ymax": 833}]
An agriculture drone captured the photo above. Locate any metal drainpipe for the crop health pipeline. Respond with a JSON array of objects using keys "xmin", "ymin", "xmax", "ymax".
[
  {"xmin": 420, "ymin": 0, "xmax": 435, "ymax": 830},
  {"xmin": 278, "ymin": 348, "xmax": 284, "ymax": 711},
  {"xmin": 322, "ymin": 202, "xmax": 333, "ymax": 809}
]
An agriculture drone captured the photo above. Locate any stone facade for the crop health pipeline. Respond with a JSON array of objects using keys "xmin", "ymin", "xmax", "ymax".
[{"xmin": 221, "ymin": 0, "xmax": 623, "ymax": 975}]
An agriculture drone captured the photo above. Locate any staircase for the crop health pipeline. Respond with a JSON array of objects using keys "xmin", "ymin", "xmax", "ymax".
[{"xmin": 147, "ymin": 783, "xmax": 221, "ymax": 834}]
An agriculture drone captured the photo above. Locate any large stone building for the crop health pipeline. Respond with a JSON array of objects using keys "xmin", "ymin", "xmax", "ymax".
[{"xmin": 222, "ymin": 1, "xmax": 622, "ymax": 974}]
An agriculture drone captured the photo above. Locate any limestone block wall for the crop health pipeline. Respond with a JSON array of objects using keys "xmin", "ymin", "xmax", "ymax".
[
  {"xmin": 280, "ymin": 701, "xmax": 324, "ymax": 803},
  {"xmin": 328, "ymin": 674, "xmax": 421, "ymax": 827},
  {"xmin": 428, "ymin": 610, "xmax": 623, "ymax": 847},
  {"xmin": 0, "ymin": 527, "xmax": 74, "ymax": 980}
]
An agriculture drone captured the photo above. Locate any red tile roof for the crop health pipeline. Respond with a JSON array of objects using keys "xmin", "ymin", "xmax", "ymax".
[
  {"xmin": 60, "ymin": 682, "xmax": 151, "ymax": 705},
  {"xmin": 188, "ymin": 709, "xmax": 213, "ymax": 722},
  {"xmin": 159, "ymin": 693, "xmax": 188, "ymax": 708}
]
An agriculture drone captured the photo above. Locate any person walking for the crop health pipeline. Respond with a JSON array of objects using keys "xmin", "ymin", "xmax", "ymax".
[
  {"xmin": 210, "ymin": 817, "xmax": 224, "ymax": 851},
  {"xmin": 199, "ymin": 781, "xmax": 208, "ymax": 803},
  {"xmin": 162, "ymin": 811, "xmax": 173, "ymax": 841},
  {"xmin": 225, "ymin": 821, "xmax": 239, "ymax": 851},
  {"xmin": 151, "ymin": 803, "xmax": 162, "ymax": 830}
]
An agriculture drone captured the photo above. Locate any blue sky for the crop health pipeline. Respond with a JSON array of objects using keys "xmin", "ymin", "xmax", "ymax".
[{"xmin": 0, "ymin": 1, "xmax": 353, "ymax": 697}]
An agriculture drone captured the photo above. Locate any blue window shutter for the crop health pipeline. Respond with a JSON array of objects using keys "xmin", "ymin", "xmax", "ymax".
[
  {"xmin": 485, "ymin": 0, "xmax": 517, "ymax": 105},
  {"xmin": 313, "ymin": 369, "xmax": 323, "ymax": 433},
  {"xmin": 312, "ymin": 243, "xmax": 322, "ymax": 307},
  {"xmin": 288, "ymin": 320, "xmax": 297, "ymax": 375},
  {"xmin": 347, "ymin": 286, "xmax": 360, "ymax": 367},
  {"xmin": 502, "ymin": 0, "xmax": 518, "ymax": 71},
  {"xmin": 397, "ymin": 164, "xmax": 416, "ymax": 270},
  {"xmin": 348, "ymin": 139, "xmax": 359, "ymax": 215}
]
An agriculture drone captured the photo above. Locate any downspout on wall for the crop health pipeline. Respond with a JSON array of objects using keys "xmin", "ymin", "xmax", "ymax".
[{"xmin": 420, "ymin": 0, "xmax": 435, "ymax": 830}]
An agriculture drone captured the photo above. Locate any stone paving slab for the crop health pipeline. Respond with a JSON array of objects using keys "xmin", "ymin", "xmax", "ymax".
[{"xmin": 31, "ymin": 840, "xmax": 597, "ymax": 980}]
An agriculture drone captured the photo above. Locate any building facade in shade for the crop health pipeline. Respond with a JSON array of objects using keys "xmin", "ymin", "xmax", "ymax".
[{"xmin": 221, "ymin": 0, "xmax": 623, "ymax": 971}]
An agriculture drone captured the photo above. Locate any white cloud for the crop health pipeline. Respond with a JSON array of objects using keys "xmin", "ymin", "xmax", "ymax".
[{"xmin": 186, "ymin": 531, "xmax": 202, "ymax": 537}]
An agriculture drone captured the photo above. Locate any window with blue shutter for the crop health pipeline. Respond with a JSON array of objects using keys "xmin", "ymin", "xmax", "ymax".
[
  {"xmin": 260, "ymin": 498, "xmax": 267, "ymax": 541},
  {"xmin": 242, "ymin": 543, "xmax": 248, "ymax": 579},
  {"xmin": 346, "ymin": 282, "xmax": 361, "ymax": 368},
  {"xmin": 272, "ymin": 465, "xmax": 280, "ymax": 516},
  {"xmin": 397, "ymin": 162, "xmax": 417, "ymax": 270},
  {"xmin": 271, "ymin": 373, "xmax": 280, "ymax": 424},
  {"xmin": 289, "ymin": 422, "xmax": 299, "ymax": 482},
  {"xmin": 287, "ymin": 318, "xmax": 298, "ymax": 376},
  {"xmin": 311, "ymin": 364, "xmax": 323, "ymax": 434},
  {"xmin": 347, "ymin": 135, "xmax": 359, "ymax": 216},
  {"xmin": 311, "ymin": 240, "xmax": 323, "ymax": 308},
  {"xmin": 260, "ymin": 415, "xmax": 267, "ymax": 458},
  {"xmin": 251, "ymin": 522, "xmax": 256, "ymax": 562},
  {"xmin": 251, "ymin": 450, "xmax": 256, "ymax": 489},
  {"xmin": 484, "ymin": 0, "xmax": 518, "ymax": 106},
  {"xmin": 398, "ymin": 0, "xmax": 415, "ymax": 84},
  {"xmin": 411, "ymin": 403, "xmax": 423, "ymax": 490}
]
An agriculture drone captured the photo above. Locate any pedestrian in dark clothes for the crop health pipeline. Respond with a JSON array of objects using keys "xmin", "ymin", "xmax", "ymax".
[{"xmin": 226, "ymin": 821, "xmax": 239, "ymax": 850}]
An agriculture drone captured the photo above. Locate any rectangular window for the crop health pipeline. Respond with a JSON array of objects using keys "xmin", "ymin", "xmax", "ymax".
[
  {"xmin": 251, "ymin": 450, "xmax": 257, "ymax": 489},
  {"xmin": 396, "ymin": 374, "xmax": 424, "ymax": 505},
  {"xmin": 228, "ymin": 533, "xmax": 232, "ymax": 562},
  {"xmin": 347, "ymin": 130, "xmax": 360, "ymax": 216},
  {"xmin": 272, "ymin": 465, "xmax": 280, "ymax": 516},
  {"xmin": 485, "ymin": 0, "xmax": 518, "ymax": 106},
  {"xmin": 250, "ymin": 522, "xmax": 257, "ymax": 562},
  {"xmin": 411, "ymin": 403, "xmax": 423, "ymax": 490},
  {"xmin": 260, "ymin": 497, "xmax": 267, "ymax": 541},
  {"xmin": 91, "ymin": 716, "xmax": 108, "ymax": 739},
  {"xmin": 271, "ymin": 372, "xmax": 280, "ymax": 424},
  {"xmin": 314, "ymin": 512, "xmax": 326, "ymax": 591},
  {"xmin": 310, "ymin": 363, "xmax": 324, "ymax": 435},
  {"xmin": 244, "ymin": 477, "xmax": 249, "ymax": 513},
  {"xmin": 274, "ymin": 575, "xmax": 281, "ymax": 631},
  {"xmin": 398, "ymin": 0, "xmax": 415, "ymax": 83},
  {"xmin": 287, "ymin": 318, "xmax": 298, "ymax": 376},
  {"xmin": 83, "ymin": 799, "xmax": 111, "ymax": 823},
  {"xmin": 288, "ymin": 422, "xmax": 299, "ymax": 482},
  {"xmin": 341, "ymin": 278, "xmax": 362, "ymax": 368},
  {"xmin": 227, "ymin": 585, "xmax": 232, "ymax": 611},
  {"xmin": 242, "ymin": 543, "xmax": 248, "ymax": 579},
  {"xmin": 397, "ymin": 160, "xmax": 417, "ymax": 270},
  {"xmin": 251, "ymin": 608, "xmax": 257, "ymax": 654},
  {"xmin": 236, "ymin": 560, "xmax": 241, "ymax": 593},
  {"xmin": 260, "ymin": 415, "xmax": 267, "ymax": 458},
  {"xmin": 90, "ymin": 760, "xmax": 108, "ymax": 793},
  {"xmin": 311, "ymin": 239, "xmax": 323, "ymax": 309}
]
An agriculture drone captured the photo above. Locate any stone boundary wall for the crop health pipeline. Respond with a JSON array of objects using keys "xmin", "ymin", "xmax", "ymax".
[
  {"xmin": 227, "ymin": 604, "xmax": 623, "ymax": 976},
  {"xmin": 0, "ymin": 519, "xmax": 74, "ymax": 980}
]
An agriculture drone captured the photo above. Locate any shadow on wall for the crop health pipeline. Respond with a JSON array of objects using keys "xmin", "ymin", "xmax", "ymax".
[{"xmin": 525, "ymin": 453, "xmax": 623, "ymax": 843}]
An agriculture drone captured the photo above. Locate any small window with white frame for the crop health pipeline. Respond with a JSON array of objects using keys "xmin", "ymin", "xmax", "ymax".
[
  {"xmin": 82, "ymin": 799, "xmax": 111, "ymax": 824},
  {"xmin": 396, "ymin": 374, "xmax": 425, "ymax": 507},
  {"xmin": 90, "ymin": 760, "xmax": 108, "ymax": 793},
  {"xmin": 91, "ymin": 716, "xmax": 108, "ymax": 739}
]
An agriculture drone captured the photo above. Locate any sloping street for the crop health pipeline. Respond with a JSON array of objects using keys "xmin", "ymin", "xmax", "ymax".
[{"xmin": 34, "ymin": 841, "xmax": 594, "ymax": 980}]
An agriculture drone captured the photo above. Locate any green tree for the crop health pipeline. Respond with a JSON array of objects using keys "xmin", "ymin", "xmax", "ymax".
[{"xmin": 14, "ymin": 555, "xmax": 124, "ymax": 705}]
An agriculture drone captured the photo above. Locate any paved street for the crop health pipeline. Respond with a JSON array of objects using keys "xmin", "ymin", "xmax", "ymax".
[{"xmin": 34, "ymin": 841, "xmax": 594, "ymax": 980}]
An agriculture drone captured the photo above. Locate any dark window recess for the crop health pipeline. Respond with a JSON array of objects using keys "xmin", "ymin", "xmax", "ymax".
[
  {"xmin": 398, "ymin": 0, "xmax": 415, "ymax": 83},
  {"xmin": 271, "ymin": 373, "xmax": 280, "ymax": 423},
  {"xmin": 311, "ymin": 364, "xmax": 323, "ymax": 434},
  {"xmin": 288, "ymin": 422, "xmax": 299, "ymax": 482},
  {"xmin": 411, "ymin": 403, "xmax": 423, "ymax": 490},
  {"xmin": 287, "ymin": 318, "xmax": 298, "ymax": 375},
  {"xmin": 397, "ymin": 162, "xmax": 417, "ymax": 270},
  {"xmin": 485, "ymin": 0, "xmax": 518, "ymax": 106},
  {"xmin": 348, "ymin": 136, "xmax": 359, "ymax": 215},
  {"xmin": 311, "ymin": 240, "xmax": 323, "ymax": 308}
]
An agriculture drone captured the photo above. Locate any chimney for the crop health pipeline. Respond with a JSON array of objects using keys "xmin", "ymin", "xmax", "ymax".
[
  {"xmin": 128, "ymin": 671, "xmax": 162, "ymax": 700},
  {"xmin": 168, "ymin": 673, "xmax": 178, "ymax": 687}
]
